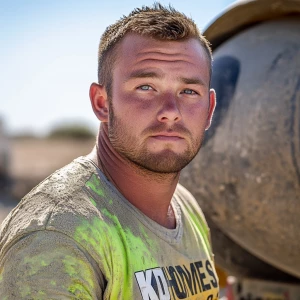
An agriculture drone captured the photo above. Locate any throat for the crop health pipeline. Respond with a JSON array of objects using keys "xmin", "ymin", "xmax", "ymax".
[{"xmin": 93, "ymin": 124, "xmax": 180, "ymax": 229}]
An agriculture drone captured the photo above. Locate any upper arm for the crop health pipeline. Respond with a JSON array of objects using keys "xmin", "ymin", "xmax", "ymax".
[{"xmin": 0, "ymin": 230, "xmax": 104, "ymax": 299}]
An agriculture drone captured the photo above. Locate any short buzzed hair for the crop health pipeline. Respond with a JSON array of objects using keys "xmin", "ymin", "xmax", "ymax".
[{"xmin": 98, "ymin": 3, "xmax": 212, "ymax": 97}]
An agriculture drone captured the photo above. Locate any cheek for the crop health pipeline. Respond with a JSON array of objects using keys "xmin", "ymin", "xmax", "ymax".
[
  {"xmin": 112, "ymin": 104, "xmax": 148, "ymax": 136},
  {"xmin": 113, "ymin": 94, "xmax": 156, "ymax": 128},
  {"xmin": 184, "ymin": 102, "xmax": 209, "ymax": 122},
  {"xmin": 183, "ymin": 103, "xmax": 210, "ymax": 139},
  {"xmin": 113, "ymin": 90, "xmax": 153, "ymax": 114}
]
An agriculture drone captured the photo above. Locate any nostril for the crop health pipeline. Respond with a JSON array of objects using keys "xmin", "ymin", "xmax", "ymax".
[{"xmin": 159, "ymin": 116, "xmax": 169, "ymax": 122}]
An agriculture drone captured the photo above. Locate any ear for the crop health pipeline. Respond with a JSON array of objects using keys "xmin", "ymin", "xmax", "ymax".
[
  {"xmin": 205, "ymin": 89, "xmax": 217, "ymax": 130},
  {"xmin": 89, "ymin": 83, "xmax": 109, "ymax": 122}
]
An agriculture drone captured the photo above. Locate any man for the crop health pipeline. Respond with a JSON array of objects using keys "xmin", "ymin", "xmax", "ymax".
[{"xmin": 0, "ymin": 4, "xmax": 217, "ymax": 299}]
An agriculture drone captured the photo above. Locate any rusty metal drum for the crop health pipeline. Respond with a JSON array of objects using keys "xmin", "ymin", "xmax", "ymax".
[{"xmin": 180, "ymin": 0, "xmax": 300, "ymax": 279}]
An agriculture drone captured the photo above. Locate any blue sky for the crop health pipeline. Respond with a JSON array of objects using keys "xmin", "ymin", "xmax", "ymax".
[{"xmin": 0, "ymin": 0, "xmax": 235, "ymax": 136}]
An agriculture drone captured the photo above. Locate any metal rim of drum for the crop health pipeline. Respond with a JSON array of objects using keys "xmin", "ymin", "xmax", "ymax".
[{"xmin": 204, "ymin": 0, "xmax": 300, "ymax": 50}]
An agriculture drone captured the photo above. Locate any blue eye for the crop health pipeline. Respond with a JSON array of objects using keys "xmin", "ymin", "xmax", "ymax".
[
  {"xmin": 182, "ymin": 89, "xmax": 197, "ymax": 95},
  {"xmin": 138, "ymin": 85, "xmax": 152, "ymax": 90}
]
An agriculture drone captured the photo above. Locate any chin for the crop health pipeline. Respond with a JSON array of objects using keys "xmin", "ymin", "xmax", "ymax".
[{"xmin": 133, "ymin": 150, "xmax": 195, "ymax": 174}]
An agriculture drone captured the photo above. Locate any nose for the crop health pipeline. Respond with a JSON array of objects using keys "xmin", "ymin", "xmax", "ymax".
[{"xmin": 157, "ymin": 93, "xmax": 182, "ymax": 123}]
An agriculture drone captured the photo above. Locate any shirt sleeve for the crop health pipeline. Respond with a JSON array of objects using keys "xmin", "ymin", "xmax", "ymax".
[{"xmin": 0, "ymin": 230, "xmax": 104, "ymax": 299}]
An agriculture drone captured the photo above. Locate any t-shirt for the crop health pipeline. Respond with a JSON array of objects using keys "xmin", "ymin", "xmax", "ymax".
[{"xmin": 0, "ymin": 156, "xmax": 219, "ymax": 299}]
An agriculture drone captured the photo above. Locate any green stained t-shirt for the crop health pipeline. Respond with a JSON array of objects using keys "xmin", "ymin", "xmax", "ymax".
[{"xmin": 0, "ymin": 157, "xmax": 219, "ymax": 299}]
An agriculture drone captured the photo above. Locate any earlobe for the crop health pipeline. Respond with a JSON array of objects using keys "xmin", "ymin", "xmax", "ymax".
[
  {"xmin": 89, "ymin": 83, "xmax": 109, "ymax": 122},
  {"xmin": 205, "ymin": 89, "xmax": 216, "ymax": 130}
]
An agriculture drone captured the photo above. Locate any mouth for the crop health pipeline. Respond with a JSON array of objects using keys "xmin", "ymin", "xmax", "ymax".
[{"xmin": 151, "ymin": 132, "xmax": 184, "ymax": 141}]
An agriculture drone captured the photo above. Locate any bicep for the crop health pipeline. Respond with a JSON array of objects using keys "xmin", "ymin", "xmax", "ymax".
[{"xmin": 0, "ymin": 230, "xmax": 104, "ymax": 299}]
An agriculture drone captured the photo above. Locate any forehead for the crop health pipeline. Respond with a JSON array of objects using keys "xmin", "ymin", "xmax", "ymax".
[{"xmin": 114, "ymin": 33, "xmax": 210, "ymax": 81}]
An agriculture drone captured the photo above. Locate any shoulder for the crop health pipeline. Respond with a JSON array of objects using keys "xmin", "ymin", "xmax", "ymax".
[
  {"xmin": 0, "ymin": 229, "xmax": 104, "ymax": 298},
  {"xmin": 175, "ymin": 183, "xmax": 214, "ymax": 258},
  {"xmin": 175, "ymin": 182, "xmax": 196, "ymax": 201},
  {"xmin": 174, "ymin": 183, "xmax": 208, "ymax": 227},
  {"xmin": 174, "ymin": 183, "xmax": 210, "ymax": 239},
  {"xmin": 0, "ymin": 157, "xmax": 102, "ymax": 258}
]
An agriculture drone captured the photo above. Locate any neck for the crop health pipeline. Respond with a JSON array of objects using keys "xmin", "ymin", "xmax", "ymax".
[{"xmin": 91, "ymin": 123, "xmax": 180, "ymax": 229}]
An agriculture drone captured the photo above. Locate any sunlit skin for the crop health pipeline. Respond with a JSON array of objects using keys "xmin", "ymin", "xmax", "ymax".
[{"xmin": 90, "ymin": 33, "xmax": 216, "ymax": 229}]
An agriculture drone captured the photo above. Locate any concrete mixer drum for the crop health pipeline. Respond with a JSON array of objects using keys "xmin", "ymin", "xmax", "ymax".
[{"xmin": 180, "ymin": 0, "xmax": 300, "ymax": 280}]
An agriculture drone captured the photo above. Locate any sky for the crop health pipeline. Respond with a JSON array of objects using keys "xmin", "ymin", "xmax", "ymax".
[{"xmin": 0, "ymin": 0, "xmax": 235, "ymax": 136}]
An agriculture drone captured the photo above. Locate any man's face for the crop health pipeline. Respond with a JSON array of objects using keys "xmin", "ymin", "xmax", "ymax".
[{"xmin": 107, "ymin": 33, "xmax": 215, "ymax": 174}]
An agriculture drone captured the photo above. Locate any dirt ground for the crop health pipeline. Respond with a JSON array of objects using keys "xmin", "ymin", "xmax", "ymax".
[{"xmin": 0, "ymin": 137, "xmax": 95, "ymax": 222}]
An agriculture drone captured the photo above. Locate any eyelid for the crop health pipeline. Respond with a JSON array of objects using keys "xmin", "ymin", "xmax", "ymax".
[{"xmin": 181, "ymin": 88, "xmax": 199, "ymax": 95}]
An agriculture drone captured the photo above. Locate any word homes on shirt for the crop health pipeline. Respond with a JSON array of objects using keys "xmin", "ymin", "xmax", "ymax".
[{"xmin": 135, "ymin": 259, "xmax": 219, "ymax": 300}]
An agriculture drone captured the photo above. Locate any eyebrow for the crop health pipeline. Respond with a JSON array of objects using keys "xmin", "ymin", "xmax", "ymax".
[
  {"xmin": 126, "ymin": 70, "xmax": 206, "ymax": 86},
  {"xmin": 179, "ymin": 76, "xmax": 206, "ymax": 86}
]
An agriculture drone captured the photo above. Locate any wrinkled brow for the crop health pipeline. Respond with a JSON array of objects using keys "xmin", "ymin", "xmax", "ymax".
[{"xmin": 127, "ymin": 70, "xmax": 163, "ymax": 80}]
